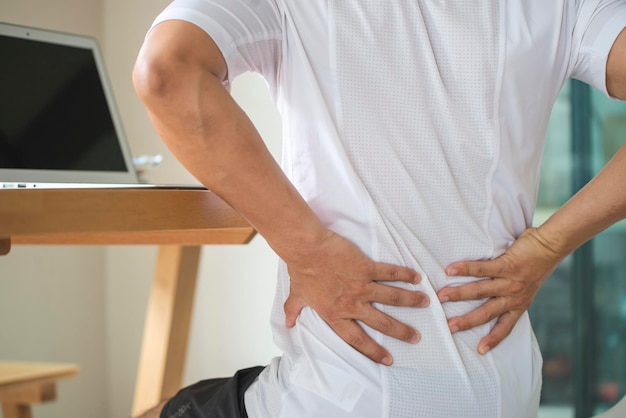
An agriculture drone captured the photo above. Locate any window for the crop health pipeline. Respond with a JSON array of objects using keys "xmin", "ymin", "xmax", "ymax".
[{"xmin": 532, "ymin": 80, "xmax": 626, "ymax": 418}]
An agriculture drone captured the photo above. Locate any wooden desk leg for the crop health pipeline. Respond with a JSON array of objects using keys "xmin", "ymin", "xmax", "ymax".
[
  {"xmin": 2, "ymin": 404, "xmax": 32, "ymax": 418},
  {"xmin": 131, "ymin": 245, "xmax": 202, "ymax": 416},
  {"xmin": 0, "ymin": 237, "xmax": 10, "ymax": 256}
]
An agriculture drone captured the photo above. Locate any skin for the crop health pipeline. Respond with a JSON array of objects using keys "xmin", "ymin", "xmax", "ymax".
[{"xmin": 133, "ymin": 19, "xmax": 626, "ymax": 369}]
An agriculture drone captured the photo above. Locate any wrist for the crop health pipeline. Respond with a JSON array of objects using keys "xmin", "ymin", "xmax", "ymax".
[
  {"xmin": 268, "ymin": 218, "xmax": 334, "ymax": 265},
  {"xmin": 532, "ymin": 224, "xmax": 575, "ymax": 259}
]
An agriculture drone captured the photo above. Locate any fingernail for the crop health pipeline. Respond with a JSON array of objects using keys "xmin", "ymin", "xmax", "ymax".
[
  {"xmin": 479, "ymin": 345, "xmax": 491, "ymax": 355},
  {"xmin": 420, "ymin": 297, "xmax": 430, "ymax": 307},
  {"xmin": 447, "ymin": 267, "xmax": 458, "ymax": 275},
  {"xmin": 382, "ymin": 356, "xmax": 393, "ymax": 366},
  {"xmin": 439, "ymin": 295, "xmax": 450, "ymax": 303},
  {"xmin": 449, "ymin": 324, "xmax": 459, "ymax": 333},
  {"xmin": 413, "ymin": 275, "xmax": 421, "ymax": 284},
  {"xmin": 410, "ymin": 333, "xmax": 421, "ymax": 344}
]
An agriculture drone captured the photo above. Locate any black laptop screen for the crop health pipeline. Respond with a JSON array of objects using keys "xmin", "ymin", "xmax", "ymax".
[{"xmin": 0, "ymin": 35, "xmax": 128, "ymax": 171}]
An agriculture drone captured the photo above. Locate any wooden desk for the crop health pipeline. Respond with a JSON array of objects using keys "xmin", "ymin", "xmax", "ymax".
[{"xmin": 0, "ymin": 188, "xmax": 256, "ymax": 415}]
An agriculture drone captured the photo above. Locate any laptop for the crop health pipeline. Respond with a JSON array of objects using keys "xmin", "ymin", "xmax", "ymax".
[{"xmin": 0, "ymin": 21, "xmax": 202, "ymax": 190}]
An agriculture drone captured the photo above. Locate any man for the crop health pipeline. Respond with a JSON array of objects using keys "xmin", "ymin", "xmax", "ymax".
[{"xmin": 132, "ymin": 1, "xmax": 626, "ymax": 417}]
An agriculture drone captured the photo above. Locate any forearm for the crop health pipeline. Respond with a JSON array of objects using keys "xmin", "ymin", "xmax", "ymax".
[
  {"xmin": 537, "ymin": 143, "xmax": 626, "ymax": 256},
  {"xmin": 143, "ymin": 68, "xmax": 329, "ymax": 260}
]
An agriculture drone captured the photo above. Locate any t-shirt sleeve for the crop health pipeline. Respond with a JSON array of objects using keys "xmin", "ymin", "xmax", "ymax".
[
  {"xmin": 571, "ymin": 0, "xmax": 626, "ymax": 97},
  {"xmin": 149, "ymin": 0, "xmax": 282, "ymax": 92}
]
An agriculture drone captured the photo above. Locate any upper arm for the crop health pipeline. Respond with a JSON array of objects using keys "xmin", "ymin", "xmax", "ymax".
[
  {"xmin": 146, "ymin": 0, "xmax": 283, "ymax": 92},
  {"xmin": 140, "ymin": 20, "xmax": 229, "ymax": 82},
  {"xmin": 607, "ymin": 27, "xmax": 626, "ymax": 100},
  {"xmin": 570, "ymin": 0, "xmax": 626, "ymax": 99}
]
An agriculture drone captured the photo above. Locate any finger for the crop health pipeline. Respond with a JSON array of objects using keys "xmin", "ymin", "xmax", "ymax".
[
  {"xmin": 477, "ymin": 310, "xmax": 521, "ymax": 355},
  {"xmin": 446, "ymin": 297, "xmax": 509, "ymax": 333},
  {"xmin": 446, "ymin": 258, "xmax": 508, "ymax": 278},
  {"xmin": 370, "ymin": 283, "xmax": 430, "ymax": 308},
  {"xmin": 283, "ymin": 295, "xmax": 306, "ymax": 328},
  {"xmin": 438, "ymin": 278, "xmax": 508, "ymax": 303},
  {"xmin": 374, "ymin": 262, "xmax": 421, "ymax": 284},
  {"xmin": 330, "ymin": 319, "xmax": 394, "ymax": 366},
  {"xmin": 359, "ymin": 306, "xmax": 421, "ymax": 344}
]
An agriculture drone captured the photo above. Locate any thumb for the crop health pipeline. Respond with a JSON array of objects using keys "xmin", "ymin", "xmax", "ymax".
[{"xmin": 284, "ymin": 295, "xmax": 306, "ymax": 328}]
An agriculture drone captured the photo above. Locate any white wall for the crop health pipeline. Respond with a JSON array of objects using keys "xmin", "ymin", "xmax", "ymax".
[
  {"xmin": 0, "ymin": 246, "xmax": 108, "ymax": 418},
  {"xmin": 1, "ymin": 1, "xmax": 283, "ymax": 417}
]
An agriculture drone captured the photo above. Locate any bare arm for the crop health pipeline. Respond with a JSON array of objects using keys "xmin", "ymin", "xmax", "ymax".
[
  {"xmin": 132, "ymin": 21, "xmax": 429, "ymax": 365},
  {"xmin": 438, "ymin": 27, "xmax": 626, "ymax": 354},
  {"xmin": 607, "ymin": 27, "xmax": 626, "ymax": 100}
]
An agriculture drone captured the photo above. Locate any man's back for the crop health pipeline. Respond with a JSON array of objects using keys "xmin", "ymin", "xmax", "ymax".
[
  {"xmin": 146, "ymin": 0, "xmax": 626, "ymax": 416},
  {"xmin": 251, "ymin": 1, "xmax": 549, "ymax": 415}
]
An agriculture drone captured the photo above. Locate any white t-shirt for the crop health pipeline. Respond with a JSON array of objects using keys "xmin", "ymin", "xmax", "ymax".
[{"xmin": 151, "ymin": 1, "xmax": 626, "ymax": 417}]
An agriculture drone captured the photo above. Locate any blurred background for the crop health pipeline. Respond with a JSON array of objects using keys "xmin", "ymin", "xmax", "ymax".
[{"xmin": 532, "ymin": 81, "xmax": 626, "ymax": 417}]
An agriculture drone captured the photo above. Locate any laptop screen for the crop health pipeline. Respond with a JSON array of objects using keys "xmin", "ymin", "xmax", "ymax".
[{"xmin": 0, "ymin": 22, "xmax": 138, "ymax": 186}]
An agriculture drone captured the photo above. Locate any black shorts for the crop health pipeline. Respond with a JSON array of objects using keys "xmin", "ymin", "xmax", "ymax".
[{"xmin": 160, "ymin": 366, "xmax": 265, "ymax": 418}]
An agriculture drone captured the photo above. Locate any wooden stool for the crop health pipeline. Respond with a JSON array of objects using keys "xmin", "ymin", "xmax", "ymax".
[{"xmin": 0, "ymin": 362, "xmax": 79, "ymax": 418}]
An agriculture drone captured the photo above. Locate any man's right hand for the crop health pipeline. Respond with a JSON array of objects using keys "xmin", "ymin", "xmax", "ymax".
[{"xmin": 283, "ymin": 230, "xmax": 430, "ymax": 366}]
